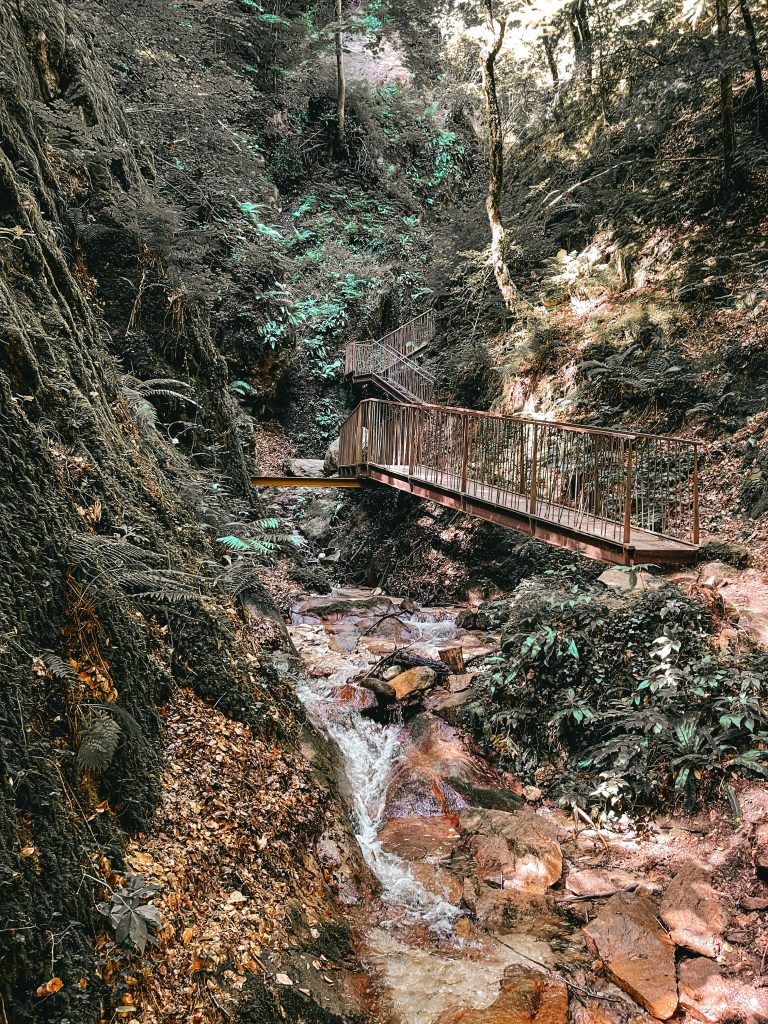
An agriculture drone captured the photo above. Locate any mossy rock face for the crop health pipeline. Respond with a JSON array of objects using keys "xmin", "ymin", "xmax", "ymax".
[
  {"xmin": 697, "ymin": 540, "xmax": 750, "ymax": 568},
  {"xmin": 449, "ymin": 778, "xmax": 523, "ymax": 813}
]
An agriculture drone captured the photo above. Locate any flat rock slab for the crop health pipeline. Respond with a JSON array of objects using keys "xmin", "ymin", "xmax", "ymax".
[
  {"xmin": 599, "ymin": 568, "xmax": 663, "ymax": 592},
  {"xmin": 583, "ymin": 892, "xmax": 678, "ymax": 1020},
  {"xmin": 292, "ymin": 594, "xmax": 397, "ymax": 623},
  {"xmin": 565, "ymin": 867, "xmax": 642, "ymax": 898},
  {"xmin": 679, "ymin": 956, "xmax": 768, "ymax": 1024},
  {"xmin": 660, "ymin": 861, "xmax": 726, "ymax": 957},
  {"xmin": 431, "ymin": 966, "xmax": 568, "ymax": 1024}
]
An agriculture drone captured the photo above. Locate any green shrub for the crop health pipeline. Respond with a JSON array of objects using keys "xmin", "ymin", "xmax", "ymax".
[{"xmin": 469, "ymin": 576, "xmax": 768, "ymax": 814}]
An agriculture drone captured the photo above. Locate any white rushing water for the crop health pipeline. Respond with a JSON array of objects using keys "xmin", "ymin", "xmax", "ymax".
[{"xmin": 297, "ymin": 663, "xmax": 461, "ymax": 938}]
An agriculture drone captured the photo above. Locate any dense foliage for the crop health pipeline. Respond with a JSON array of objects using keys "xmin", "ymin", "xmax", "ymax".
[{"xmin": 470, "ymin": 572, "xmax": 768, "ymax": 813}]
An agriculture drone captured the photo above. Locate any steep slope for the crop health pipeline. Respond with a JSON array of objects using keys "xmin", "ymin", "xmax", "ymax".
[{"xmin": 0, "ymin": 5, "xmax": 374, "ymax": 1021}]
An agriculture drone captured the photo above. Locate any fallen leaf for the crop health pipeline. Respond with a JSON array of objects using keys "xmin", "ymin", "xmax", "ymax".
[
  {"xmin": 275, "ymin": 973, "xmax": 293, "ymax": 986},
  {"xmin": 228, "ymin": 890, "xmax": 247, "ymax": 904},
  {"xmin": 35, "ymin": 978, "xmax": 63, "ymax": 997},
  {"xmin": 182, "ymin": 926, "xmax": 195, "ymax": 944}
]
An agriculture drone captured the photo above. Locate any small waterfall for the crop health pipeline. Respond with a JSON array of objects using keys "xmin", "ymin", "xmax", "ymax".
[{"xmin": 298, "ymin": 668, "xmax": 461, "ymax": 938}]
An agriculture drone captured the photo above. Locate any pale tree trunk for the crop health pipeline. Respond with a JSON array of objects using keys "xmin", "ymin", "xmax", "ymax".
[
  {"xmin": 737, "ymin": 0, "xmax": 766, "ymax": 132},
  {"xmin": 715, "ymin": 0, "xmax": 736, "ymax": 190},
  {"xmin": 335, "ymin": 0, "xmax": 347, "ymax": 157},
  {"xmin": 569, "ymin": 0, "xmax": 593, "ymax": 91},
  {"xmin": 480, "ymin": 0, "xmax": 518, "ymax": 312}
]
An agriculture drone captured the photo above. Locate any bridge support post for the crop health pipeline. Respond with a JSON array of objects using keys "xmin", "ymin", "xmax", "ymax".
[
  {"xmin": 408, "ymin": 406, "xmax": 415, "ymax": 478},
  {"xmin": 529, "ymin": 424, "xmax": 539, "ymax": 518},
  {"xmin": 459, "ymin": 413, "xmax": 469, "ymax": 506},
  {"xmin": 623, "ymin": 439, "xmax": 634, "ymax": 546},
  {"xmin": 360, "ymin": 401, "xmax": 368, "ymax": 466}
]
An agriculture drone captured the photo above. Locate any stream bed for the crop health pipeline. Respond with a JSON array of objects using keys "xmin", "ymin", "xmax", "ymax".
[{"xmin": 289, "ymin": 587, "xmax": 586, "ymax": 1024}]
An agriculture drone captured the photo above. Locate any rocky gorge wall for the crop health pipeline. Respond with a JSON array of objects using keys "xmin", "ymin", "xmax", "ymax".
[{"xmin": 0, "ymin": 4, "xmax": 376, "ymax": 1021}]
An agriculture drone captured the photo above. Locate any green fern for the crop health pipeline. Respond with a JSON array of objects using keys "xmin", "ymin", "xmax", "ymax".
[
  {"xmin": 42, "ymin": 653, "xmax": 79, "ymax": 685},
  {"xmin": 78, "ymin": 711, "xmax": 121, "ymax": 773}
]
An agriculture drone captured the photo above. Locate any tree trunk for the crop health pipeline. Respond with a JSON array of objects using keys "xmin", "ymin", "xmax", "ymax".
[
  {"xmin": 334, "ymin": 0, "xmax": 347, "ymax": 157},
  {"xmin": 543, "ymin": 34, "xmax": 559, "ymax": 90},
  {"xmin": 738, "ymin": 0, "xmax": 766, "ymax": 132},
  {"xmin": 716, "ymin": 0, "xmax": 736, "ymax": 191},
  {"xmin": 569, "ymin": 0, "xmax": 593, "ymax": 91},
  {"xmin": 480, "ymin": 0, "xmax": 518, "ymax": 312}
]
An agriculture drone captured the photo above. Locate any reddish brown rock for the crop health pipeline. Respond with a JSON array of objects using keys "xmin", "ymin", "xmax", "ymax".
[
  {"xmin": 679, "ymin": 956, "xmax": 768, "ymax": 1024},
  {"xmin": 583, "ymin": 892, "xmax": 678, "ymax": 1020},
  {"xmin": 470, "ymin": 833, "xmax": 516, "ymax": 887},
  {"xmin": 461, "ymin": 808, "xmax": 562, "ymax": 894},
  {"xmin": 566, "ymin": 867, "xmax": 640, "ymax": 898},
  {"xmin": 431, "ymin": 966, "xmax": 568, "ymax": 1024},
  {"xmin": 389, "ymin": 665, "xmax": 438, "ymax": 701},
  {"xmin": 329, "ymin": 683, "xmax": 377, "ymax": 710},
  {"xmin": 378, "ymin": 815, "xmax": 460, "ymax": 862},
  {"xmin": 660, "ymin": 862, "xmax": 727, "ymax": 958}
]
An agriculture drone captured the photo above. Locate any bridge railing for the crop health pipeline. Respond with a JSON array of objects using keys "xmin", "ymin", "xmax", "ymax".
[
  {"xmin": 377, "ymin": 309, "xmax": 435, "ymax": 358},
  {"xmin": 339, "ymin": 398, "xmax": 700, "ymax": 546},
  {"xmin": 345, "ymin": 340, "xmax": 436, "ymax": 404}
]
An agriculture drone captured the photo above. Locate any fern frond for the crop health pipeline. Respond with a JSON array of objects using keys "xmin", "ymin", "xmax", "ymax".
[
  {"xmin": 42, "ymin": 653, "xmax": 79, "ymax": 684},
  {"xmin": 217, "ymin": 535, "xmax": 254, "ymax": 553},
  {"xmin": 71, "ymin": 537, "xmax": 200, "ymax": 601},
  {"xmin": 79, "ymin": 703, "xmax": 144, "ymax": 741},
  {"xmin": 78, "ymin": 711, "xmax": 121, "ymax": 772}
]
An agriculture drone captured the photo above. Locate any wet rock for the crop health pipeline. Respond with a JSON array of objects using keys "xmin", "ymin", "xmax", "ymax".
[
  {"xmin": 455, "ymin": 608, "xmax": 477, "ymax": 630},
  {"xmin": 566, "ymin": 867, "xmax": 641, "ymax": 899},
  {"xmin": 389, "ymin": 666, "xmax": 438, "ymax": 701},
  {"xmin": 660, "ymin": 862, "xmax": 726, "ymax": 958},
  {"xmin": 329, "ymin": 684, "xmax": 377, "ymax": 711},
  {"xmin": 583, "ymin": 892, "xmax": 678, "ymax": 1020},
  {"xmin": 697, "ymin": 540, "xmax": 750, "ymax": 568},
  {"xmin": 470, "ymin": 833, "xmax": 516, "ymax": 887},
  {"xmin": 461, "ymin": 808, "xmax": 562, "ymax": 894},
  {"xmin": 431, "ymin": 966, "xmax": 568, "ymax": 1024},
  {"xmin": 678, "ymin": 956, "xmax": 768, "ymax": 1024},
  {"xmin": 359, "ymin": 676, "xmax": 396, "ymax": 703},
  {"xmin": 378, "ymin": 815, "xmax": 460, "ymax": 863},
  {"xmin": 385, "ymin": 770, "xmax": 449, "ymax": 818},
  {"xmin": 292, "ymin": 594, "xmax": 396, "ymax": 624}
]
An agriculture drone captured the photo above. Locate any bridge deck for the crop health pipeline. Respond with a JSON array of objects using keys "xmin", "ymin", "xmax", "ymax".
[{"xmin": 341, "ymin": 458, "xmax": 699, "ymax": 566}]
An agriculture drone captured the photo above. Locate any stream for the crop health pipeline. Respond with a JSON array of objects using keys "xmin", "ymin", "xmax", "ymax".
[{"xmin": 289, "ymin": 588, "xmax": 581, "ymax": 1024}]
